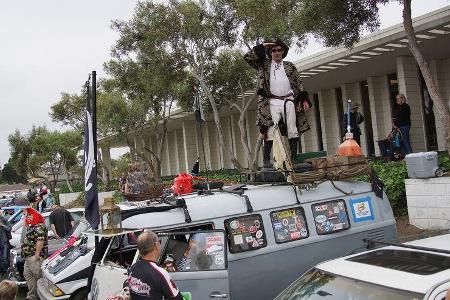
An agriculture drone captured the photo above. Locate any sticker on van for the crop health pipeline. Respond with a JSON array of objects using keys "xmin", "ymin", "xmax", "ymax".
[{"xmin": 349, "ymin": 196, "xmax": 374, "ymax": 222}]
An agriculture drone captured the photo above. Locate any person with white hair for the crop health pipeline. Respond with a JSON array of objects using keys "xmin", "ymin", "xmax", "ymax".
[{"xmin": 126, "ymin": 230, "xmax": 183, "ymax": 300}]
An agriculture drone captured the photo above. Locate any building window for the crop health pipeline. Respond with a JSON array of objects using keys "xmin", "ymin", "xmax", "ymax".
[
  {"xmin": 419, "ymin": 73, "xmax": 438, "ymax": 151},
  {"xmin": 387, "ymin": 73, "xmax": 398, "ymax": 117},
  {"xmin": 335, "ymin": 87, "xmax": 344, "ymax": 138},
  {"xmin": 313, "ymin": 94, "xmax": 324, "ymax": 151}
]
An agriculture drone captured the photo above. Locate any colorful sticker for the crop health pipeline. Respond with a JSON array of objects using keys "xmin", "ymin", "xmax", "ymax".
[
  {"xmin": 350, "ymin": 196, "xmax": 375, "ymax": 222},
  {"xmin": 300, "ymin": 228, "xmax": 307, "ymax": 237},
  {"xmin": 315, "ymin": 215, "xmax": 327, "ymax": 223},
  {"xmin": 245, "ymin": 236, "xmax": 253, "ymax": 243},
  {"xmin": 233, "ymin": 235, "xmax": 244, "ymax": 245},
  {"xmin": 214, "ymin": 255, "xmax": 224, "ymax": 265},
  {"xmin": 255, "ymin": 230, "xmax": 263, "ymax": 239},
  {"xmin": 230, "ymin": 220, "xmax": 239, "ymax": 229}
]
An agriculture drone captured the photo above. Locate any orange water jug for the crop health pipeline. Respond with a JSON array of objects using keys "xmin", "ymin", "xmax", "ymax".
[
  {"xmin": 338, "ymin": 132, "xmax": 363, "ymax": 156},
  {"xmin": 173, "ymin": 173, "xmax": 193, "ymax": 195}
]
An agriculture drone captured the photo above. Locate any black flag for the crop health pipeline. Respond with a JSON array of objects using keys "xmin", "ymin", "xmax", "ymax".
[{"xmin": 84, "ymin": 76, "xmax": 99, "ymax": 229}]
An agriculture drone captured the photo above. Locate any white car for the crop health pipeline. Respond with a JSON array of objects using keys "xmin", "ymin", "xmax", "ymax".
[
  {"xmin": 275, "ymin": 234, "xmax": 450, "ymax": 300},
  {"xmin": 9, "ymin": 208, "xmax": 84, "ymax": 250}
]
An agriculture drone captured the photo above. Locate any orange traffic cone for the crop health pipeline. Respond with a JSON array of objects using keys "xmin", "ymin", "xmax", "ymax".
[{"xmin": 338, "ymin": 100, "xmax": 363, "ymax": 156}]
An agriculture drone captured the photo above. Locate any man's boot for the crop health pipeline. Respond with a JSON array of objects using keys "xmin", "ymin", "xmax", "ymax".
[
  {"xmin": 263, "ymin": 140, "xmax": 273, "ymax": 168},
  {"xmin": 289, "ymin": 138, "xmax": 299, "ymax": 162}
]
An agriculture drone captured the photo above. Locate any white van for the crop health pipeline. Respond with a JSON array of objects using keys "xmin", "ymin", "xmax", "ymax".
[
  {"xmin": 275, "ymin": 233, "xmax": 450, "ymax": 300},
  {"xmin": 38, "ymin": 181, "xmax": 396, "ymax": 300}
]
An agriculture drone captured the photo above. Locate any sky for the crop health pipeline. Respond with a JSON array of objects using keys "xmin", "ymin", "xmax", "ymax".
[{"xmin": 0, "ymin": 0, "xmax": 449, "ymax": 167}]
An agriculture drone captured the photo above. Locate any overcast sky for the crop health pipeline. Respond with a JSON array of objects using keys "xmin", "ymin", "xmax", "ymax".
[{"xmin": 0, "ymin": 0, "xmax": 449, "ymax": 167}]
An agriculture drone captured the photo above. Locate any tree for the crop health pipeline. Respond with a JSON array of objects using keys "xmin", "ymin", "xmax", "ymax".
[
  {"xmin": 112, "ymin": 0, "xmax": 295, "ymax": 171},
  {"xmin": 50, "ymin": 92, "xmax": 86, "ymax": 132},
  {"xmin": 30, "ymin": 130, "xmax": 82, "ymax": 192},
  {"xmin": 289, "ymin": 0, "xmax": 450, "ymax": 156},
  {"xmin": 8, "ymin": 126, "xmax": 48, "ymax": 178},
  {"xmin": 1, "ymin": 159, "xmax": 26, "ymax": 184},
  {"xmin": 102, "ymin": 53, "xmax": 189, "ymax": 183}
]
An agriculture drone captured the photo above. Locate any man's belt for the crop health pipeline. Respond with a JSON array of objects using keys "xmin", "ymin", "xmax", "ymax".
[{"xmin": 269, "ymin": 93, "xmax": 294, "ymax": 100}]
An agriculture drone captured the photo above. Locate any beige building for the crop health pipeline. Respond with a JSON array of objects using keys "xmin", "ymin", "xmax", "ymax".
[{"xmin": 99, "ymin": 6, "xmax": 450, "ymax": 178}]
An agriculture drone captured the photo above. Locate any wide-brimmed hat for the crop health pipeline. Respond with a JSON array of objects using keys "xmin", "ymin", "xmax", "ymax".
[
  {"xmin": 351, "ymin": 103, "xmax": 360, "ymax": 109},
  {"xmin": 264, "ymin": 38, "xmax": 289, "ymax": 59}
]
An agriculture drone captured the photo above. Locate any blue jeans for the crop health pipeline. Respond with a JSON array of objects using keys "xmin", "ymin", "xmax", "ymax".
[{"xmin": 400, "ymin": 125, "xmax": 413, "ymax": 155}]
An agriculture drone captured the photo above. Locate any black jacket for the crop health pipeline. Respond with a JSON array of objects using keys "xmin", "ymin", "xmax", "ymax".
[{"xmin": 393, "ymin": 103, "xmax": 411, "ymax": 127}]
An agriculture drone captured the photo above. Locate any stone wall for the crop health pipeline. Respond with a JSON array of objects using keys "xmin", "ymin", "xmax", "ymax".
[{"xmin": 405, "ymin": 177, "xmax": 450, "ymax": 230}]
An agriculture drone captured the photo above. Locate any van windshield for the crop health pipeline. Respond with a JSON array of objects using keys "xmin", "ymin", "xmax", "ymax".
[{"xmin": 275, "ymin": 268, "xmax": 423, "ymax": 300}]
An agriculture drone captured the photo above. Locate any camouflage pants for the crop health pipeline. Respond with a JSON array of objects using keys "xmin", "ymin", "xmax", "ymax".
[{"xmin": 24, "ymin": 256, "xmax": 43, "ymax": 300}]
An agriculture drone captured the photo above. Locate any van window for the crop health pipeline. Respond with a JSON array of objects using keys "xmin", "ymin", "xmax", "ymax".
[
  {"xmin": 103, "ymin": 232, "xmax": 140, "ymax": 269},
  {"xmin": 311, "ymin": 200, "xmax": 350, "ymax": 235},
  {"xmin": 161, "ymin": 231, "xmax": 226, "ymax": 272},
  {"xmin": 224, "ymin": 214, "xmax": 267, "ymax": 253},
  {"xmin": 270, "ymin": 207, "xmax": 309, "ymax": 243}
]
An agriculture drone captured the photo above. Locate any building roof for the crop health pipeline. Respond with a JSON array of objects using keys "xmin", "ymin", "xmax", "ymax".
[{"xmin": 296, "ymin": 5, "xmax": 450, "ymax": 92}]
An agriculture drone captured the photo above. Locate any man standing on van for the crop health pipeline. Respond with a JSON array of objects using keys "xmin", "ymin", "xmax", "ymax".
[
  {"xmin": 244, "ymin": 38, "xmax": 311, "ymax": 167},
  {"xmin": 127, "ymin": 230, "xmax": 183, "ymax": 300}
]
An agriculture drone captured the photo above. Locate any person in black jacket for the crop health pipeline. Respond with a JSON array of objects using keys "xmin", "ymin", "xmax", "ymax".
[
  {"xmin": 127, "ymin": 230, "xmax": 183, "ymax": 300},
  {"xmin": 342, "ymin": 103, "xmax": 365, "ymax": 146},
  {"xmin": 393, "ymin": 94, "xmax": 413, "ymax": 154}
]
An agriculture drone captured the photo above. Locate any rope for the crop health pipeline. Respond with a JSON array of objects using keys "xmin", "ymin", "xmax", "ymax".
[{"xmin": 290, "ymin": 163, "xmax": 371, "ymax": 185}]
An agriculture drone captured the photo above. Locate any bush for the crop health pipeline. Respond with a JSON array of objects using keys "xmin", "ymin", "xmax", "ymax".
[{"xmin": 370, "ymin": 160, "xmax": 408, "ymax": 217}]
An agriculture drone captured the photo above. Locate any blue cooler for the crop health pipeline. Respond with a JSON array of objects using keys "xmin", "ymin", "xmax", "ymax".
[{"xmin": 405, "ymin": 151, "xmax": 443, "ymax": 178}]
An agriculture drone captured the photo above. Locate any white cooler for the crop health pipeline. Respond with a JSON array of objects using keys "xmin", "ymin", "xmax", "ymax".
[{"xmin": 405, "ymin": 151, "xmax": 443, "ymax": 178}]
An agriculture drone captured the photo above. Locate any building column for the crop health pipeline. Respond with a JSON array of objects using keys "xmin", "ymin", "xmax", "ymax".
[
  {"xmin": 318, "ymin": 89, "xmax": 340, "ymax": 154},
  {"xmin": 396, "ymin": 56, "xmax": 426, "ymax": 152},
  {"xmin": 100, "ymin": 145, "xmax": 112, "ymax": 187},
  {"xmin": 182, "ymin": 120, "xmax": 198, "ymax": 172},
  {"xmin": 301, "ymin": 95, "xmax": 319, "ymax": 152}
]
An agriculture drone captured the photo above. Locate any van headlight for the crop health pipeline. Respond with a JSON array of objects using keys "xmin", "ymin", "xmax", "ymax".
[{"xmin": 48, "ymin": 282, "xmax": 65, "ymax": 297}]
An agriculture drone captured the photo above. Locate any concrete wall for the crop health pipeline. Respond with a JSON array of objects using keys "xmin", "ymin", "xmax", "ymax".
[
  {"xmin": 406, "ymin": 177, "xmax": 450, "ymax": 230},
  {"xmin": 59, "ymin": 191, "xmax": 115, "ymax": 207},
  {"xmin": 318, "ymin": 89, "xmax": 341, "ymax": 154}
]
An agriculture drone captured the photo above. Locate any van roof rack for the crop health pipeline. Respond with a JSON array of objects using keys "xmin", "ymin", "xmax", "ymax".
[{"xmin": 363, "ymin": 239, "xmax": 450, "ymax": 255}]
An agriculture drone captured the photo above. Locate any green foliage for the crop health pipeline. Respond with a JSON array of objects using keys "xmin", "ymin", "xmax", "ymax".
[
  {"xmin": 113, "ymin": 191, "xmax": 125, "ymax": 204},
  {"xmin": 50, "ymin": 92, "xmax": 86, "ymax": 131},
  {"xmin": 438, "ymin": 151, "xmax": 450, "ymax": 172},
  {"xmin": 1, "ymin": 160, "xmax": 26, "ymax": 184},
  {"xmin": 370, "ymin": 160, "xmax": 408, "ymax": 217},
  {"xmin": 290, "ymin": 0, "xmax": 389, "ymax": 48}
]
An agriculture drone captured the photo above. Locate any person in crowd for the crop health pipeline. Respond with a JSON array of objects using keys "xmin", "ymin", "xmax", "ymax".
[
  {"xmin": 176, "ymin": 233, "xmax": 206, "ymax": 271},
  {"xmin": 342, "ymin": 102, "xmax": 365, "ymax": 146},
  {"xmin": 34, "ymin": 195, "xmax": 46, "ymax": 213},
  {"xmin": 393, "ymin": 93, "xmax": 413, "ymax": 154},
  {"xmin": 127, "ymin": 230, "xmax": 183, "ymax": 300},
  {"xmin": 244, "ymin": 38, "xmax": 311, "ymax": 167},
  {"xmin": 27, "ymin": 189, "xmax": 35, "ymax": 204},
  {"xmin": 0, "ymin": 280, "xmax": 18, "ymax": 300},
  {"xmin": 45, "ymin": 192, "xmax": 55, "ymax": 208},
  {"xmin": 0, "ymin": 211, "xmax": 12, "ymax": 274},
  {"xmin": 119, "ymin": 173, "xmax": 127, "ymax": 193},
  {"xmin": 49, "ymin": 206, "xmax": 74, "ymax": 240},
  {"xmin": 21, "ymin": 208, "xmax": 48, "ymax": 300}
]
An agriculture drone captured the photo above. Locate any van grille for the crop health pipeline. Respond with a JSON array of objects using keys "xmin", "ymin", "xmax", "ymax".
[{"xmin": 367, "ymin": 230, "xmax": 384, "ymax": 241}]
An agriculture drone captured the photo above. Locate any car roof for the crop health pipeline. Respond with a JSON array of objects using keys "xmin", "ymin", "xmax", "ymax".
[
  {"xmin": 316, "ymin": 234, "xmax": 450, "ymax": 294},
  {"xmin": 122, "ymin": 181, "xmax": 374, "ymax": 229}
]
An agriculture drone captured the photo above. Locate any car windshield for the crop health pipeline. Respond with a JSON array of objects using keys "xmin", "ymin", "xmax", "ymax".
[{"xmin": 275, "ymin": 268, "xmax": 423, "ymax": 300}]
